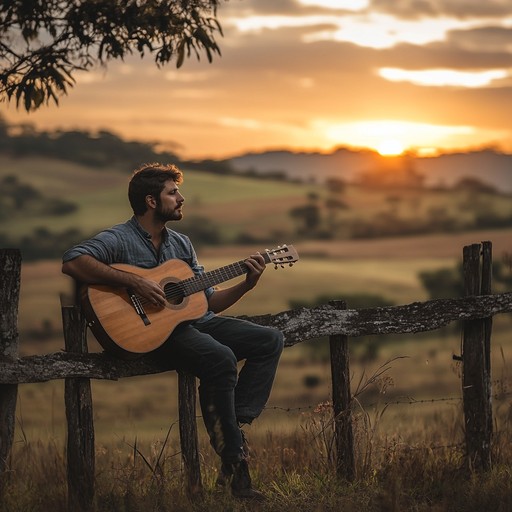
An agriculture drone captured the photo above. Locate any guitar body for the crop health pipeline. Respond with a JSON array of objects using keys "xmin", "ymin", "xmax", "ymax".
[{"xmin": 82, "ymin": 259, "xmax": 207, "ymax": 359}]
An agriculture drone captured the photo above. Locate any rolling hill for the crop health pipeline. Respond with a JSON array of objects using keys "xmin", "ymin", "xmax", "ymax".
[{"xmin": 228, "ymin": 147, "xmax": 512, "ymax": 192}]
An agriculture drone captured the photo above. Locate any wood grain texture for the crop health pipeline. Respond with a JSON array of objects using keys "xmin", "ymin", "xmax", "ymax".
[
  {"xmin": 85, "ymin": 260, "xmax": 207, "ymax": 357},
  {"xmin": 0, "ymin": 249, "xmax": 20, "ymax": 482}
]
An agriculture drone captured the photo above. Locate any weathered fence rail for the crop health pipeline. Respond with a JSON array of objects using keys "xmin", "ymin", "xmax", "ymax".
[
  {"xmin": 0, "ymin": 241, "xmax": 505, "ymax": 509},
  {"xmin": 2, "ymin": 292, "xmax": 512, "ymax": 383}
]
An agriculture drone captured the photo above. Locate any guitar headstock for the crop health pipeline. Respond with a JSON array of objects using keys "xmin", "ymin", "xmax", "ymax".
[{"xmin": 264, "ymin": 244, "xmax": 299, "ymax": 269}]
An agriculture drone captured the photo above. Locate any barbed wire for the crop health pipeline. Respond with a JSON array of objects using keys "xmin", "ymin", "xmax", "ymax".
[
  {"xmin": 264, "ymin": 395, "xmax": 463, "ymax": 414},
  {"xmin": 264, "ymin": 388, "xmax": 512, "ymax": 416},
  {"xmin": 374, "ymin": 441, "xmax": 465, "ymax": 453}
]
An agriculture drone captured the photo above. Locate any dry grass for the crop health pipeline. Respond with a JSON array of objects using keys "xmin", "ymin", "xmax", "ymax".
[
  {"xmin": 5, "ymin": 312, "xmax": 512, "ymax": 511},
  {"xmin": 4, "ymin": 391, "xmax": 512, "ymax": 512}
]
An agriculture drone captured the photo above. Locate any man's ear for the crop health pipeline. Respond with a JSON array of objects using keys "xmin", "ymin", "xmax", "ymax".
[{"xmin": 146, "ymin": 195, "xmax": 157, "ymax": 209}]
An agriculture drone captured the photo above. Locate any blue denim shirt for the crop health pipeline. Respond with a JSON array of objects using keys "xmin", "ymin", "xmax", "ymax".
[{"xmin": 62, "ymin": 216, "xmax": 215, "ymax": 322}]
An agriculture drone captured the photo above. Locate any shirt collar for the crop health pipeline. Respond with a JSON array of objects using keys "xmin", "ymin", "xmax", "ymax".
[{"xmin": 129, "ymin": 215, "xmax": 169, "ymax": 244}]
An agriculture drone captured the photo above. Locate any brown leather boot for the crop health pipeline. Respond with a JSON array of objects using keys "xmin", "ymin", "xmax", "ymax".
[
  {"xmin": 216, "ymin": 427, "xmax": 251, "ymax": 487},
  {"xmin": 216, "ymin": 459, "xmax": 265, "ymax": 501},
  {"xmin": 215, "ymin": 462, "xmax": 231, "ymax": 488},
  {"xmin": 230, "ymin": 459, "xmax": 265, "ymax": 501}
]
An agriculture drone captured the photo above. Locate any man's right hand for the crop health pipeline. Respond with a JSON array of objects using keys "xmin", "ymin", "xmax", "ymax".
[{"xmin": 131, "ymin": 275, "xmax": 167, "ymax": 308}]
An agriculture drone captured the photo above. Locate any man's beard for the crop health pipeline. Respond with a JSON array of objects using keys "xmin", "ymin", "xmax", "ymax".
[{"xmin": 155, "ymin": 202, "xmax": 183, "ymax": 222}]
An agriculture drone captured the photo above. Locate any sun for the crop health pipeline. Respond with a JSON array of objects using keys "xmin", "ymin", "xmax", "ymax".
[{"xmin": 376, "ymin": 138, "xmax": 405, "ymax": 156}]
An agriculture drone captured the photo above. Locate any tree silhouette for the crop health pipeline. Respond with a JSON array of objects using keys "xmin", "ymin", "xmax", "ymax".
[{"xmin": 0, "ymin": 0, "xmax": 223, "ymax": 111}]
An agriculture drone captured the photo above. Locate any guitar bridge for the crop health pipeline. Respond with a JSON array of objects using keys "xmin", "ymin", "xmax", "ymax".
[{"xmin": 128, "ymin": 290, "xmax": 151, "ymax": 326}]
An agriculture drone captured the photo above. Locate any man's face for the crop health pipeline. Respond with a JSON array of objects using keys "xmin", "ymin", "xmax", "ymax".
[{"xmin": 155, "ymin": 180, "xmax": 185, "ymax": 222}]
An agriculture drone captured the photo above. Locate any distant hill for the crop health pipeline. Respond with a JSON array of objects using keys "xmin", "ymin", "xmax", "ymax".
[
  {"xmin": 416, "ymin": 150, "xmax": 512, "ymax": 191},
  {"xmin": 228, "ymin": 147, "xmax": 512, "ymax": 193},
  {"xmin": 3, "ymin": 116, "xmax": 509, "ymax": 192}
]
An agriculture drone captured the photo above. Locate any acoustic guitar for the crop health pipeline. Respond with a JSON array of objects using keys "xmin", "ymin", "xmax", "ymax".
[{"xmin": 82, "ymin": 245, "xmax": 299, "ymax": 359}]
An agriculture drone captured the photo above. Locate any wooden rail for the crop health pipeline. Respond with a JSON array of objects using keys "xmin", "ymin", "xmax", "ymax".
[
  {"xmin": 0, "ymin": 242, "xmax": 503, "ymax": 508},
  {"xmin": 1, "ymin": 292, "xmax": 511, "ymax": 384}
]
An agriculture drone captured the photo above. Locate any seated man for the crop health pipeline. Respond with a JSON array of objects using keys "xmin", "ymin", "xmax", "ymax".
[{"xmin": 62, "ymin": 163, "xmax": 284, "ymax": 500}]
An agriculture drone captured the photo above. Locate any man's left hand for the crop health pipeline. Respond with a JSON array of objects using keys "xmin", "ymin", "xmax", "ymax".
[{"xmin": 244, "ymin": 252, "xmax": 266, "ymax": 289}]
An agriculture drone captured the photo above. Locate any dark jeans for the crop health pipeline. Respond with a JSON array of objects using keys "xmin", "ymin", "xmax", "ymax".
[{"xmin": 156, "ymin": 315, "xmax": 284, "ymax": 464}]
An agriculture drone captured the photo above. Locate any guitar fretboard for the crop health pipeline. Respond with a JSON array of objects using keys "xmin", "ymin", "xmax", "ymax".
[
  {"xmin": 180, "ymin": 260, "xmax": 246, "ymax": 296},
  {"xmin": 180, "ymin": 253, "xmax": 272, "ymax": 296}
]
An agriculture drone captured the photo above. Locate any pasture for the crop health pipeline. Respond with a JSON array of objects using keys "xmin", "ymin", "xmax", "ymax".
[
  {"xmin": 3, "ymin": 155, "xmax": 512, "ymax": 510},
  {"xmin": 3, "ymin": 154, "xmax": 512, "ymax": 246},
  {"xmin": 9, "ymin": 256, "xmax": 512, "ymax": 511},
  {"xmin": 14, "ymin": 236, "xmax": 512, "ymax": 449}
]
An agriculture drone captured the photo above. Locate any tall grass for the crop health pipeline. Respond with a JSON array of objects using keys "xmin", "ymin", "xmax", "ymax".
[
  {"xmin": 5, "ymin": 348, "xmax": 512, "ymax": 512},
  {"xmin": 5, "ymin": 321, "xmax": 512, "ymax": 511},
  {"xmin": 3, "ymin": 402, "xmax": 512, "ymax": 512}
]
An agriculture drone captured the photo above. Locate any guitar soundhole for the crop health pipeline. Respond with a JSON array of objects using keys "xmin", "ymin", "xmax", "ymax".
[{"xmin": 164, "ymin": 282, "xmax": 185, "ymax": 306}]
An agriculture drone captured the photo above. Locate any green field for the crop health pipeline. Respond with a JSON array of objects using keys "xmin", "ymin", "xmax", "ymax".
[
  {"xmin": 0, "ymin": 155, "xmax": 317, "ymax": 240},
  {"xmin": 3, "ymin": 154, "xmax": 512, "ymax": 245}
]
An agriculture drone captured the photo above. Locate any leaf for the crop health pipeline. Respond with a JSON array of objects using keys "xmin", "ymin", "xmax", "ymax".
[
  {"xmin": 2, "ymin": 0, "xmax": 225, "ymax": 110},
  {"xmin": 47, "ymin": 85, "xmax": 60, "ymax": 105},
  {"xmin": 193, "ymin": 26, "xmax": 211, "ymax": 48},
  {"xmin": 205, "ymin": 45, "xmax": 212, "ymax": 63},
  {"xmin": 23, "ymin": 84, "xmax": 33, "ymax": 111},
  {"xmin": 32, "ymin": 87, "xmax": 45, "ymax": 108},
  {"xmin": 176, "ymin": 40, "xmax": 185, "ymax": 68}
]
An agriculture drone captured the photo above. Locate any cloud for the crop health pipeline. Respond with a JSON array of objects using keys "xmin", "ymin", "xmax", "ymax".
[
  {"xmin": 369, "ymin": 0, "xmax": 512, "ymax": 19},
  {"xmin": 74, "ymin": 69, "xmax": 109, "ymax": 85},
  {"xmin": 219, "ymin": 0, "xmax": 304, "ymax": 16},
  {"xmin": 446, "ymin": 25, "xmax": 512, "ymax": 52},
  {"xmin": 379, "ymin": 67, "xmax": 510, "ymax": 87},
  {"xmin": 219, "ymin": 0, "xmax": 366, "ymax": 16},
  {"xmin": 221, "ymin": 1, "xmax": 512, "ymax": 54},
  {"xmin": 299, "ymin": 0, "xmax": 369, "ymax": 11},
  {"xmin": 163, "ymin": 70, "xmax": 213, "ymax": 82}
]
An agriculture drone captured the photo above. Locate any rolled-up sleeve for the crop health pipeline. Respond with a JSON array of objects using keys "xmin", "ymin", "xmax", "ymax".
[{"xmin": 62, "ymin": 229, "xmax": 121, "ymax": 265}]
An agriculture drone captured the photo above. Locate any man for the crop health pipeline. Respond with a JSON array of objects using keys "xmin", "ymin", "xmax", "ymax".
[{"xmin": 62, "ymin": 163, "xmax": 284, "ymax": 500}]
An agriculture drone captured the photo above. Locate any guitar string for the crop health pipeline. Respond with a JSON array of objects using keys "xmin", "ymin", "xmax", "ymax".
[
  {"xmin": 134, "ymin": 251, "xmax": 294, "ymax": 307},
  {"xmin": 136, "ymin": 260, "xmax": 249, "ymax": 306}
]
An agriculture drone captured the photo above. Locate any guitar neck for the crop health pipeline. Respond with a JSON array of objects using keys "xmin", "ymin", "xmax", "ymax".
[{"xmin": 181, "ymin": 253, "xmax": 271, "ymax": 297}]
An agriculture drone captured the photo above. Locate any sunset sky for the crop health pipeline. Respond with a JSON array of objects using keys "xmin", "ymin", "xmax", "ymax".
[{"xmin": 4, "ymin": 0, "xmax": 512, "ymax": 159}]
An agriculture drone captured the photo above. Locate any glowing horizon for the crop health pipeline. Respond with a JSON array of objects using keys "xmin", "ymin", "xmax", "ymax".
[{"xmin": 4, "ymin": 107, "xmax": 510, "ymax": 159}]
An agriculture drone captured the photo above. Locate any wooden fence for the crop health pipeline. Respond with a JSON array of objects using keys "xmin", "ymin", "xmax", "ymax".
[{"xmin": 0, "ymin": 242, "xmax": 510, "ymax": 510}]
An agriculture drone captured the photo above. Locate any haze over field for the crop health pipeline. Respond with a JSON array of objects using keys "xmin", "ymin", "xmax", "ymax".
[{"xmin": 229, "ymin": 147, "xmax": 512, "ymax": 192}]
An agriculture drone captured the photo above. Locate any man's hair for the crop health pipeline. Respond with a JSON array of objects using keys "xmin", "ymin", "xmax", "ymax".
[{"xmin": 128, "ymin": 163, "xmax": 183, "ymax": 215}]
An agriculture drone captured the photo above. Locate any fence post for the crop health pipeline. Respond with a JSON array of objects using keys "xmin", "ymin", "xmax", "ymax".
[
  {"xmin": 178, "ymin": 371, "xmax": 202, "ymax": 496},
  {"xmin": 480, "ymin": 241, "xmax": 493, "ymax": 440},
  {"xmin": 62, "ymin": 300, "xmax": 95, "ymax": 511},
  {"xmin": 461, "ymin": 242, "xmax": 492, "ymax": 471},
  {"xmin": 0, "ymin": 249, "xmax": 21, "ymax": 490},
  {"xmin": 329, "ymin": 300, "xmax": 355, "ymax": 481}
]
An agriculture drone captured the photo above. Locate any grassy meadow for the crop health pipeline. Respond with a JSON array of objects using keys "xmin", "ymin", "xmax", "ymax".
[{"xmin": 3, "ymin": 155, "xmax": 512, "ymax": 510}]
